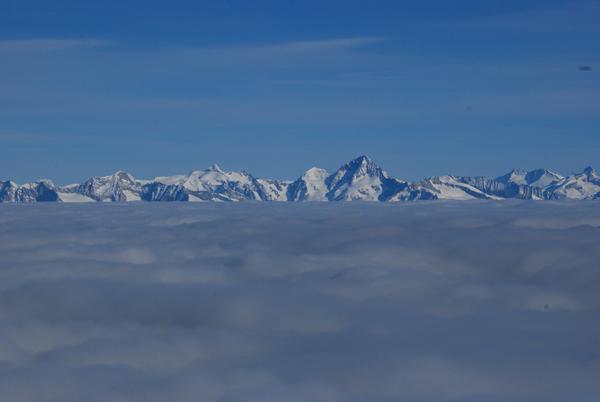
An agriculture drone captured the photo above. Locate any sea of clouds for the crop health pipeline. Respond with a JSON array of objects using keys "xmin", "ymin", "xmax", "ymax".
[{"xmin": 0, "ymin": 201, "xmax": 599, "ymax": 402}]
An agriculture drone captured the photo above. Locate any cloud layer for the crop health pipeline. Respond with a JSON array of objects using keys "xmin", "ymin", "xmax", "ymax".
[{"xmin": 1, "ymin": 202, "xmax": 599, "ymax": 401}]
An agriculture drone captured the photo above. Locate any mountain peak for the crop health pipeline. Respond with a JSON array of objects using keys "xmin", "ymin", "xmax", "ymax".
[
  {"xmin": 112, "ymin": 171, "xmax": 135, "ymax": 182},
  {"xmin": 342, "ymin": 155, "xmax": 381, "ymax": 175},
  {"xmin": 508, "ymin": 168, "xmax": 526, "ymax": 177},
  {"xmin": 524, "ymin": 168, "xmax": 563, "ymax": 187},
  {"xmin": 207, "ymin": 164, "xmax": 224, "ymax": 173},
  {"xmin": 583, "ymin": 166, "xmax": 597, "ymax": 176},
  {"xmin": 349, "ymin": 155, "xmax": 372, "ymax": 166},
  {"xmin": 302, "ymin": 167, "xmax": 328, "ymax": 179},
  {"xmin": 324, "ymin": 155, "xmax": 400, "ymax": 201},
  {"xmin": 498, "ymin": 169, "xmax": 527, "ymax": 184},
  {"xmin": 37, "ymin": 179, "xmax": 56, "ymax": 187}
]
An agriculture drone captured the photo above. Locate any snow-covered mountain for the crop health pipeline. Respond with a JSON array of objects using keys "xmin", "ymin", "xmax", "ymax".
[
  {"xmin": 150, "ymin": 164, "xmax": 285, "ymax": 202},
  {"xmin": 287, "ymin": 156, "xmax": 408, "ymax": 202},
  {"xmin": 59, "ymin": 171, "xmax": 141, "ymax": 202},
  {"xmin": 458, "ymin": 168, "xmax": 565, "ymax": 200},
  {"xmin": 1, "ymin": 157, "xmax": 599, "ymax": 203},
  {"xmin": 546, "ymin": 167, "xmax": 600, "ymax": 200},
  {"xmin": 324, "ymin": 155, "xmax": 409, "ymax": 201},
  {"xmin": 287, "ymin": 167, "xmax": 330, "ymax": 201},
  {"xmin": 523, "ymin": 169, "xmax": 565, "ymax": 188},
  {"xmin": 410, "ymin": 176, "xmax": 499, "ymax": 200},
  {"xmin": 0, "ymin": 180, "xmax": 59, "ymax": 202}
]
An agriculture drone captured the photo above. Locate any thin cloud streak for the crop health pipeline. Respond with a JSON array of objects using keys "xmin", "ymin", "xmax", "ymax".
[
  {"xmin": 0, "ymin": 38, "xmax": 112, "ymax": 52},
  {"xmin": 161, "ymin": 36, "xmax": 384, "ymax": 54}
]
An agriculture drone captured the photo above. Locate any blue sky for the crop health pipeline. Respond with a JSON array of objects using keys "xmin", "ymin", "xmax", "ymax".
[{"xmin": 1, "ymin": 0, "xmax": 599, "ymax": 183}]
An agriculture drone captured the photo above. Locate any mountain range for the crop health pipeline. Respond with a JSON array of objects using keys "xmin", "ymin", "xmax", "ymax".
[{"xmin": 2, "ymin": 156, "xmax": 600, "ymax": 202}]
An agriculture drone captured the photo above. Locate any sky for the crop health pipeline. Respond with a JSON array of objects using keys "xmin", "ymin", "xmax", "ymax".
[
  {"xmin": 1, "ymin": 202, "xmax": 600, "ymax": 402},
  {"xmin": 1, "ymin": 0, "xmax": 599, "ymax": 184}
]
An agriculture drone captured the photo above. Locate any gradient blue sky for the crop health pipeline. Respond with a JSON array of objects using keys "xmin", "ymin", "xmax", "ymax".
[{"xmin": 1, "ymin": 0, "xmax": 599, "ymax": 184}]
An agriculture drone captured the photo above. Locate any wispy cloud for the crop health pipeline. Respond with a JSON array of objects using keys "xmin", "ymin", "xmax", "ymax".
[
  {"xmin": 254, "ymin": 36, "xmax": 384, "ymax": 53},
  {"xmin": 166, "ymin": 36, "xmax": 383, "ymax": 54},
  {"xmin": 0, "ymin": 38, "xmax": 112, "ymax": 52},
  {"xmin": 155, "ymin": 36, "xmax": 385, "ymax": 67}
]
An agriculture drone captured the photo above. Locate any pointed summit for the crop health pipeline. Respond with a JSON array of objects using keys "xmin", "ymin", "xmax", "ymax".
[
  {"xmin": 583, "ymin": 166, "xmax": 597, "ymax": 177},
  {"xmin": 325, "ymin": 156, "xmax": 406, "ymax": 201},
  {"xmin": 207, "ymin": 163, "xmax": 224, "ymax": 173},
  {"xmin": 347, "ymin": 155, "xmax": 374, "ymax": 168},
  {"xmin": 524, "ymin": 168, "xmax": 563, "ymax": 188},
  {"xmin": 329, "ymin": 156, "xmax": 380, "ymax": 183},
  {"xmin": 351, "ymin": 154, "xmax": 372, "ymax": 163},
  {"xmin": 498, "ymin": 169, "xmax": 527, "ymax": 184},
  {"xmin": 336, "ymin": 155, "xmax": 382, "ymax": 179},
  {"xmin": 112, "ymin": 171, "xmax": 136, "ymax": 183}
]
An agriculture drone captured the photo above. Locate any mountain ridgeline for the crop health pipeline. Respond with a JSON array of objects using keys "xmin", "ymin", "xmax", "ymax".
[{"xmin": 2, "ymin": 156, "xmax": 600, "ymax": 203}]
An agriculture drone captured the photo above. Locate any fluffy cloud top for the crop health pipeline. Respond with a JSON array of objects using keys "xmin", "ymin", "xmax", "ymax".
[{"xmin": 0, "ymin": 202, "xmax": 599, "ymax": 401}]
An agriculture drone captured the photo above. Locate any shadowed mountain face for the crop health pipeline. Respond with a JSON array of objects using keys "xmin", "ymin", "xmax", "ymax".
[
  {"xmin": 1, "ymin": 156, "xmax": 599, "ymax": 202},
  {"xmin": 0, "ymin": 180, "xmax": 59, "ymax": 202}
]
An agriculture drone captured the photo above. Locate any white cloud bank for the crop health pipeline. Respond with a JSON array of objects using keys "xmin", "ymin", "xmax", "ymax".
[{"xmin": 0, "ymin": 201, "xmax": 599, "ymax": 401}]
